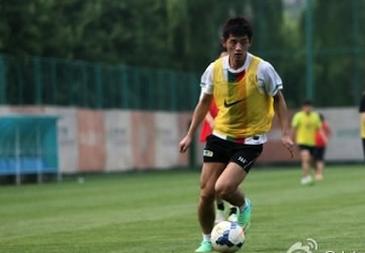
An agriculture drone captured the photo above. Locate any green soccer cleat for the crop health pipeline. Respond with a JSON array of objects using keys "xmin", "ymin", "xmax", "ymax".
[
  {"xmin": 195, "ymin": 240, "xmax": 213, "ymax": 253},
  {"xmin": 238, "ymin": 198, "xmax": 252, "ymax": 231}
]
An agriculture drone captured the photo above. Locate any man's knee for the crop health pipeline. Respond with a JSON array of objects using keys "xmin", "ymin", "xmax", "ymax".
[
  {"xmin": 199, "ymin": 187, "xmax": 215, "ymax": 203},
  {"xmin": 215, "ymin": 183, "xmax": 235, "ymax": 199}
]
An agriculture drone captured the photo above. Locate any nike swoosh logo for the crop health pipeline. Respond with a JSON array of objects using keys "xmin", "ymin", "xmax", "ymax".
[{"xmin": 224, "ymin": 99, "xmax": 244, "ymax": 107}]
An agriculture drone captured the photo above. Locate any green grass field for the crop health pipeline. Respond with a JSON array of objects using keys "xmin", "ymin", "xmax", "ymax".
[{"xmin": 0, "ymin": 165, "xmax": 364, "ymax": 253}]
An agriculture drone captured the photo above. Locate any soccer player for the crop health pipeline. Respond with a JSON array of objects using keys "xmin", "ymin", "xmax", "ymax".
[
  {"xmin": 179, "ymin": 17, "xmax": 293, "ymax": 253},
  {"xmin": 291, "ymin": 101, "xmax": 321, "ymax": 185},
  {"xmin": 313, "ymin": 113, "xmax": 331, "ymax": 181},
  {"xmin": 359, "ymin": 91, "xmax": 365, "ymax": 160}
]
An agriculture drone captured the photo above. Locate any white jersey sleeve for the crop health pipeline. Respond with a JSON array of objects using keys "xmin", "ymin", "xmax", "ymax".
[
  {"xmin": 199, "ymin": 62, "xmax": 215, "ymax": 98},
  {"xmin": 257, "ymin": 60, "xmax": 283, "ymax": 96}
]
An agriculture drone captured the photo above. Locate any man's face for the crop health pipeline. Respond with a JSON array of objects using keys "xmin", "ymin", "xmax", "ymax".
[
  {"xmin": 223, "ymin": 34, "xmax": 251, "ymax": 63},
  {"xmin": 302, "ymin": 104, "xmax": 312, "ymax": 113}
]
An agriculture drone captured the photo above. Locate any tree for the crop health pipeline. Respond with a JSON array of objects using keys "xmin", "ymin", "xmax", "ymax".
[{"xmin": 298, "ymin": 0, "xmax": 365, "ymax": 106}]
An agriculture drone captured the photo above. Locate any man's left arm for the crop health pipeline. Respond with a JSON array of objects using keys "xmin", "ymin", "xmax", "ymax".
[
  {"xmin": 273, "ymin": 91, "xmax": 294, "ymax": 156},
  {"xmin": 259, "ymin": 61, "xmax": 294, "ymax": 154}
]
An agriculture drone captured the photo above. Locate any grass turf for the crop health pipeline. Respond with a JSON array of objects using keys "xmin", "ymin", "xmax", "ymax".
[{"xmin": 0, "ymin": 165, "xmax": 364, "ymax": 253}]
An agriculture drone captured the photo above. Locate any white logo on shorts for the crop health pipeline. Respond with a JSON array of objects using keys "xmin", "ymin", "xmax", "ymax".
[
  {"xmin": 203, "ymin": 150, "xmax": 214, "ymax": 157},
  {"xmin": 237, "ymin": 156, "xmax": 247, "ymax": 164}
]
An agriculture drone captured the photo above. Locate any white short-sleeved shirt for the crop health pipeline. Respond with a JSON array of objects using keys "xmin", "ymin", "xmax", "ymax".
[{"xmin": 200, "ymin": 53, "xmax": 283, "ymax": 98}]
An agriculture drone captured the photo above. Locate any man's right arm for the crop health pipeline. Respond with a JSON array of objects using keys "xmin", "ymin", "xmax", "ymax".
[
  {"xmin": 188, "ymin": 94, "xmax": 213, "ymax": 136},
  {"xmin": 179, "ymin": 93, "xmax": 213, "ymax": 152},
  {"xmin": 179, "ymin": 62, "xmax": 215, "ymax": 153}
]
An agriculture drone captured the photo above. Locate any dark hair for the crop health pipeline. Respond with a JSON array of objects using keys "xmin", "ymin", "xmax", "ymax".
[
  {"xmin": 222, "ymin": 17, "xmax": 253, "ymax": 41},
  {"xmin": 319, "ymin": 113, "xmax": 325, "ymax": 121},
  {"xmin": 302, "ymin": 100, "xmax": 312, "ymax": 106}
]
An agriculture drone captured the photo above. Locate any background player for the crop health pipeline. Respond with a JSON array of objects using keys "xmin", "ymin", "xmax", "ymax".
[{"xmin": 291, "ymin": 100, "xmax": 321, "ymax": 185}]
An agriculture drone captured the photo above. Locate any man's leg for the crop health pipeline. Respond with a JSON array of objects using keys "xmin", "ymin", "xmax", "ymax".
[
  {"xmin": 315, "ymin": 160, "xmax": 324, "ymax": 180},
  {"xmin": 214, "ymin": 162, "xmax": 252, "ymax": 230},
  {"xmin": 195, "ymin": 162, "xmax": 225, "ymax": 253},
  {"xmin": 313, "ymin": 148, "xmax": 324, "ymax": 181},
  {"xmin": 198, "ymin": 162, "xmax": 225, "ymax": 233},
  {"xmin": 214, "ymin": 162, "xmax": 247, "ymax": 207},
  {"xmin": 300, "ymin": 149, "xmax": 313, "ymax": 185},
  {"xmin": 300, "ymin": 149, "xmax": 311, "ymax": 177},
  {"xmin": 215, "ymin": 144, "xmax": 262, "ymax": 230}
]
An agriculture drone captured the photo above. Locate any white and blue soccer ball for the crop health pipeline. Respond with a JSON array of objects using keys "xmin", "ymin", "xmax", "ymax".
[{"xmin": 211, "ymin": 221, "xmax": 245, "ymax": 253}]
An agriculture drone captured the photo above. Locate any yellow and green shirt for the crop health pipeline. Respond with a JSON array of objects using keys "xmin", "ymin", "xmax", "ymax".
[{"xmin": 199, "ymin": 53, "xmax": 283, "ymax": 142}]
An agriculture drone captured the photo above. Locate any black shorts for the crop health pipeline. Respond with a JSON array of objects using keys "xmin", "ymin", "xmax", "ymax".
[
  {"xmin": 298, "ymin": 145, "xmax": 315, "ymax": 156},
  {"xmin": 313, "ymin": 147, "xmax": 326, "ymax": 161},
  {"xmin": 203, "ymin": 135, "xmax": 263, "ymax": 173}
]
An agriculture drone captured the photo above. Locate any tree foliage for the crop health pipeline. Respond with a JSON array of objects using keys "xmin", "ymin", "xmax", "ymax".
[
  {"xmin": 0, "ymin": 0, "xmax": 287, "ymax": 72},
  {"xmin": 299, "ymin": 0, "xmax": 365, "ymax": 106},
  {"xmin": 1, "ymin": 0, "xmax": 363, "ymax": 107}
]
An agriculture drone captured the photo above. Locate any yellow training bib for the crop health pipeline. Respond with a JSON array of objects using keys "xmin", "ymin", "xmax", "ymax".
[{"xmin": 212, "ymin": 56, "xmax": 274, "ymax": 138}]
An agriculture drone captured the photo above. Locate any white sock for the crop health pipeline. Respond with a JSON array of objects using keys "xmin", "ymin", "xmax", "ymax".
[{"xmin": 202, "ymin": 233, "xmax": 211, "ymax": 241}]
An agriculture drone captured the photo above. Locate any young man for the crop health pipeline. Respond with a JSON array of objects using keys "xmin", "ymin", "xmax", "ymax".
[
  {"xmin": 359, "ymin": 91, "xmax": 365, "ymax": 160},
  {"xmin": 291, "ymin": 101, "xmax": 321, "ymax": 185},
  {"xmin": 179, "ymin": 17, "xmax": 293, "ymax": 253}
]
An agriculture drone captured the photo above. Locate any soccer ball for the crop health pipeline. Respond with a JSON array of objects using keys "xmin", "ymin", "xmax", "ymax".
[{"xmin": 211, "ymin": 221, "xmax": 245, "ymax": 253}]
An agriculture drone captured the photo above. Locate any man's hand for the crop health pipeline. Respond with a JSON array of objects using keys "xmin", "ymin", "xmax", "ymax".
[
  {"xmin": 281, "ymin": 135, "xmax": 294, "ymax": 158},
  {"xmin": 179, "ymin": 134, "xmax": 193, "ymax": 153}
]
